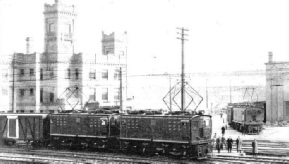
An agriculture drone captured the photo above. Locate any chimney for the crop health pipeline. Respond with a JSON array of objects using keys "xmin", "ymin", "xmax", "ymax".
[
  {"xmin": 26, "ymin": 37, "xmax": 33, "ymax": 54},
  {"xmin": 268, "ymin": 51, "xmax": 273, "ymax": 63}
]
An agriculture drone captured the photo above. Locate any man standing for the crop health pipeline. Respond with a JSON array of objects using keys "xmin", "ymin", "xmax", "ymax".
[
  {"xmin": 227, "ymin": 136, "xmax": 233, "ymax": 153},
  {"xmin": 236, "ymin": 136, "xmax": 242, "ymax": 153},
  {"xmin": 252, "ymin": 139, "xmax": 258, "ymax": 157},
  {"xmin": 221, "ymin": 136, "xmax": 226, "ymax": 150},
  {"xmin": 216, "ymin": 137, "xmax": 221, "ymax": 153},
  {"xmin": 221, "ymin": 126, "xmax": 225, "ymax": 136}
]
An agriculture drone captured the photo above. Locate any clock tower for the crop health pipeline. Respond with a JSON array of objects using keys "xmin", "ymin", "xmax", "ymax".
[{"xmin": 44, "ymin": 0, "xmax": 76, "ymax": 59}]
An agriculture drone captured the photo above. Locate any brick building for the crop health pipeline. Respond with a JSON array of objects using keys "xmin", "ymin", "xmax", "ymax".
[
  {"xmin": 8, "ymin": 0, "xmax": 128, "ymax": 113},
  {"xmin": 265, "ymin": 52, "xmax": 289, "ymax": 124}
]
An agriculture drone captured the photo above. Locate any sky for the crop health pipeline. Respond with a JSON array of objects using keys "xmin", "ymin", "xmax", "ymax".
[{"xmin": 0, "ymin": 0, "xmax": 288, "ymax": 109}]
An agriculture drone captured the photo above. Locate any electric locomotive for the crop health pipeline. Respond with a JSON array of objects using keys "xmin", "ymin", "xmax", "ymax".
[
  {"xmin": 120, "ymin": 111, "xmax": 213, "ymax": 158},
  {"xmin": 0, "ymin": 110, "xmax": 212, "ymax": 159},
  {"xmin": 227, "ymin": 101, "xmax": 265, "ymax": 134}
]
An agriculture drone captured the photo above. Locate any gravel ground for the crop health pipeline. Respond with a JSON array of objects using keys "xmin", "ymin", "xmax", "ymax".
[{"xmin": 212, "ymin": 114, "xmax": 289, "ymax": 142}]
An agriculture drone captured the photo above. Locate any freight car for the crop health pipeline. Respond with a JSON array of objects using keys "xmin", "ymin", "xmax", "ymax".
[
  {"xmin": 0, "ymin": 111, "xmax": 212, "ymax": 159},
  {"xmin": 0, "ymin": 114, "xmax": 50, "ymax": 147},
  {"xmin": 227, "ymin": 102, "xmax": 265, "ymax": 134}
]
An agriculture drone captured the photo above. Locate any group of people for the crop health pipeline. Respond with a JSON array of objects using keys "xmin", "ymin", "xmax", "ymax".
[
  {"xmin": 212, "ymin": 126, "xmax": 259, "ymax": 156},
  {"xmin": 213, "ymin": 133, "xmax": 243, "ymax": 153}
]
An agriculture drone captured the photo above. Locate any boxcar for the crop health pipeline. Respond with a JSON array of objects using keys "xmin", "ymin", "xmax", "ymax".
[
  {"xmin": 0, "ymin": 114, "xmax": 49, "ymax": 146},
  {"xmin": 120, "ymin": 114, "xmax": 212, "ymax": 158},
  {"xmin": 49, "ymin": 113, "xmax": 120, "ymax": 149}
]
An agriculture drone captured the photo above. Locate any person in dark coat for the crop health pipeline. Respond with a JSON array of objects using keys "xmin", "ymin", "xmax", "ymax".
[
  {"xmin": 221, "ymin": 126, "xmax": 226, "ymax": 136},
  {"xmin": 236, "ymin": 136, "xmax": 242, "ymax": 153},
  {"xmin": 221, "ymin": 136, "xmax": 226, "ymax": 150},
  {"xmin": 252, "ymin": 139, "xmax": 258, "ymax": 157},
  {"xmin": 227, "ymin": 136, "xmax": 233, "ymax": 153},
  {"xmin": 216, "ymin": 137, "xmax": 221, "ymax": 153}
]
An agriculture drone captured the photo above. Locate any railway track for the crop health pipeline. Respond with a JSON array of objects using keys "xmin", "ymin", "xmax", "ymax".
[
  {"xmin": 0, "ymin": 147, "xmax": 192, "ymax": 164},
  {"xmin": 1, "ymin": 140, "xmax": 289, "ymax": 164},
  {"xmin": 207, "ymin": 155, "xmax": 289, "ymax": 164}
]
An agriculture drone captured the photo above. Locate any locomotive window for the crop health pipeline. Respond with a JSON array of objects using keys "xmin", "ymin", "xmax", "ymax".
[
  {"xmin": 151, "ymin": 120, "xmax": 156, "ymax": 126},
  {"xmin": 101, "ymin": 120, "xmax": 106, "ymax": 125}
]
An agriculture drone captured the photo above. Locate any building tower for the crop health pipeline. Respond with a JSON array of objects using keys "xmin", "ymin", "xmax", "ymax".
[
  {"xmin": 44, "ymin": 0, "xmax": 76, "ymax": 60},
  {"xmin": 40, "ymin": 0, "xmax": 80, "ymax": 113},
  {"xmin": 101, "ymin": 31, "xmax": 128, "ymax": 110}
]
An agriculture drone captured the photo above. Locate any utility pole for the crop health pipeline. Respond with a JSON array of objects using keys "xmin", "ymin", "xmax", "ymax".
[
  {"xmin": 120, "ymin": 67, "xmax": 123, "ymax": 113},
  {"xmin": 12, "ymin": 53, "xmax": 15, "ymax": 113},
  {"xmin": 230, "ymin": 80, "xmax": 232, "ymax": 103},
  {"xmin": 177, "ymin": 27, "xmax": 189, "ymax": 111},
  {"xmin": 206, "ymin": 79, "xmax": 208, "ymax": 109},
  {"xmin": 169, "ymin": 75, "xmax": 172, "ymax": 110}
]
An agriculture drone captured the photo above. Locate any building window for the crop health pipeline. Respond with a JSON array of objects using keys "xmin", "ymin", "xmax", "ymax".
[
  {"xmin": 114, "ymin": 88, "xmax": 120, "ymax": 100},
  {"xmin": 30, "ymin": 88, "xmax": 34, "ymax": 96},
  {"xmin": 30, "ymin": 69, "xmax": 34, "ymax": 76},
  {"xmin": 102, "ymin": 69, "xmax": 108, "ymax": 80},
  {"xmin": 89, "ymin": 88, "xmax": 96, "ymax": 101},
  {"xmin": 40, "ymin": 69, "xmax": 43, "ymax": 80},
  {"xmin": 102, "ymin": 88, "xmax": 108, "ymax": 101},
  {"xmin": 50, "ymin": 68, "xmax": 54, "ymax": 77},
  {"xmin": 20, "ymin": 69, "xmax": 25, "ymax": 76},
  {"xmin": 114, "ymin": 68, "xmax": 120, "ymax": 80},
  {"xmin": 285, "ymin": 101, "xmax": 289, "ymax": 116},
  {"xmin": 89, "ymin": 69, "xmax": 96, "ymax": 79},
  {"xmin": 49, "ymin": 23, "xmax": 55, "ymax": 32},
  {"xmin": 20, "ymin": 89, "xmax": 25, "ymax": 96},
  {"xmin": 50, "ymin": 93, "xmax": 54, "ymax": 102},
  {"xmin": 66, "ymin": 69, "xmax": 71, "ymax": 79},
  {"xmin": 30, "ymin": 110, "xmax": 34, "ymax": 113},
  {"xmin": 40, "ymin": 88, "xmax": 43, "ymax": 103},
  {"xmin": 75, "ymin": 69, "xmax": 79, "ymax": 79}
]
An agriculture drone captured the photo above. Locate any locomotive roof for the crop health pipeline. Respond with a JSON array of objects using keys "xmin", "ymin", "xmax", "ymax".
[
  {"xmin": 122, "ymin": 114, "xmax": 211, "ymax": 118},
  {"xmin": 0, "ymin": 113, "xmax": 49, "ymax": 118}
]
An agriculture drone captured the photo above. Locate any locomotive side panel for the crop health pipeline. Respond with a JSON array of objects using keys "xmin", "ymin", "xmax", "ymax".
[
  {"xmin": 191, "ymin": 116, "xmax": 212, "ymax": 142},
  {"xmin": 50, "ymin": 114, "xmax": 116, "ymax": 138},
  {"xmin": 244, "ymin": 108, "xmax": 264, "ymax": 124},
  {"xmin": 227, "ymin": 107, "xmax": 233, "ymax": 124},
  {"xmin": 233, "ymin": 107, "xmax": 245, "ymax": 123},
  {"xmin": 154, "ymin": 117, "xmax": 191, "ymax": 141},
  {"xmin": 120, "ymin": 115, "xmax": 152, "ymax": 139}
]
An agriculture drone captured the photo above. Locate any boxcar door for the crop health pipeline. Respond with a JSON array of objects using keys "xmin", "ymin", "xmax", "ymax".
[{"xmin": 7, "ymin": 116, "xmax": 18, "ymax": 139}]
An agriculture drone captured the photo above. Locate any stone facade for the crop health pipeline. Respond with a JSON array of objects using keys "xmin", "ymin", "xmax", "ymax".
[
  {"xmin": 265, "ymin": 52, "xmax": 289, "ymax": 124},
  {"xmin": 8, "ymin": 0, "xmax": 128, "ymax": 113}
]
